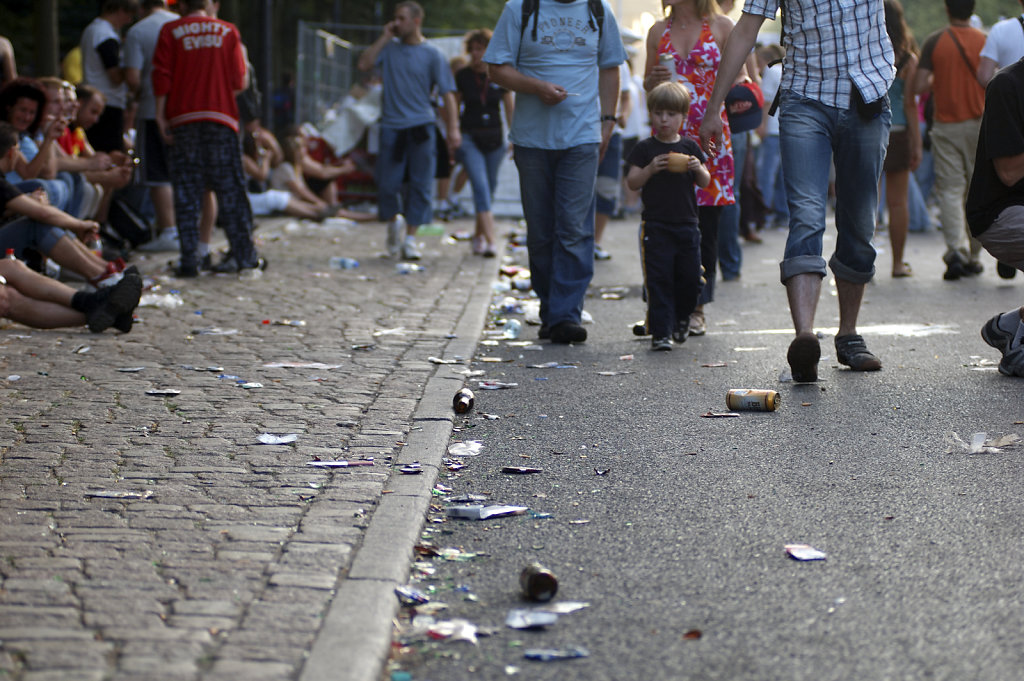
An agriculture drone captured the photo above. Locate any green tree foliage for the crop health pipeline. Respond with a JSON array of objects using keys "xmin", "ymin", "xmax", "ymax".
[{"xmin": 900, "ymin": 0, "xmax": 1023, "ymax": 41}]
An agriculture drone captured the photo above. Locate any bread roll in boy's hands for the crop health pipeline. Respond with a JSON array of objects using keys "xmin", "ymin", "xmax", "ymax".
[{"xmin": 666, "ymin": 152, "xmax": 691, "ymax": 173}]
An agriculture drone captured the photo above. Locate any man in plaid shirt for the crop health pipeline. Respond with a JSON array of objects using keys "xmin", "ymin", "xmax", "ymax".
[{"xmin": 700, "ymin": 0, "xmax": 894, "ymax": 383}]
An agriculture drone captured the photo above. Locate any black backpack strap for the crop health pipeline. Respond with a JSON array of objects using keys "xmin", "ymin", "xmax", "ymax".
[{"xmin": 589, "ymin": 0, "xmax": 604, "ymax": 42}]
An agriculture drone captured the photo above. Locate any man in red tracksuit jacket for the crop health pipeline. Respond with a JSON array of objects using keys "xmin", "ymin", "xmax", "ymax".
[{"xmin": 152, "ymin": 0, "xmax": 262, "ymax": 276}]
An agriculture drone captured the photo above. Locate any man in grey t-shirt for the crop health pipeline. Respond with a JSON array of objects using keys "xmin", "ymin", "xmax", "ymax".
[
  {"xmin": 124, "ymin": 0, "xmax": 179, "ymax": 252},
  {"xmin": 80, "ymin": 0, "xmax": 139, "ymax": 152}
]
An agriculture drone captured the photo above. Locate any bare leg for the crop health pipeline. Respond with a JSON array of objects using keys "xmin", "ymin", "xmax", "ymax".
[
  {"xmin": 477, "ymin": 210, "xmax": 497, "ymax": 248},
  {"xmin": 151, "ymin": 184, "xmax": 176, "ymax": 232},
  {"xmin": 886, "ymin": 170, "xmax": 911, "ymax": 276},
  {"xmin": 48, "ymin": 236, "xmax": 106, "ymax": 281},
  {"xmin": 284, "ymin": 197, "xmax": 322, "ymax": 220},
  {"xmin": 4, "ymin": 288, "xmax": 84, "ymax": 328},
  {"xmin": 835, "ymin": 278, "xmax": 866, "ymax": 337},
  {"xmin": 199, "ymin": 191, "xmax": 217, "ymax": 246},
  {"xmin": 0, "ymin": 260, "xmax": 84, "ymax": 328},
  {"xmin": 786, "ymin": 272, "xmax": 822, "ymax": 336},
  {"xmin": 595, "ymin": 211, "xmax": 609, "ymax": 247}
]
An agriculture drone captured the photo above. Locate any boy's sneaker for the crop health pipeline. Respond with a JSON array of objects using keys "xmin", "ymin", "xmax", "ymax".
[
  {"xmin": 401, "ymin": 237, "xmax": 421, "ymax": 261},
  {"xmin": 651, "ymin": 337, "xmax": 672, "ymax": 351},
  {"xmin": 212, "ymin": 254, "xmax": 268, "ymax": 274},
  {"xmin": 981, "ymin": 314, "xmax": 1015, "ymax": 356},
  {"xmin": 594, "ymin": 244, "xmax": 612, "ymax": 261},
  {"xmin": 387, "ymin": 214, "xmax": 407, "ymax": 257},
  {"xmin": 672, "ymin": 318, "xmax": 690, "ymax": 344},
  {"xmin": 632, "ymin": 321, "xmax": 648, "ymax": 337}
]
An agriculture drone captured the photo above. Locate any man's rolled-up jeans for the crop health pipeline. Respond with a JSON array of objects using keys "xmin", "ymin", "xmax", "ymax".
[{"xmin": 778, "ymin": 90, "xmax": 890, "ymax": 284}]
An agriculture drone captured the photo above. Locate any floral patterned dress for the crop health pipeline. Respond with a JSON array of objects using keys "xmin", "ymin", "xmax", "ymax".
[{"xmin": 657, "ymin": 17, "xmax": 735, "ymax": 207}]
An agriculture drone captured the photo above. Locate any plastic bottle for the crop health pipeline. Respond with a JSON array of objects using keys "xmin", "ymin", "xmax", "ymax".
[
  {"xmin": 4, "ymin": 248, "xmax": 15, "ymax": 260},
  {"xmin": 452, "ymin": 387, "xmax": 475, "ymax": 414},
  {"xmin": 502, "ymin": 319, "xmax": 522, "ymax": 339},
  {"xmin": 86, "ymin": 236, "xmax": 103, "ymax": 258},
  {"xmin": 329, "ymin": 256, "xmax": 360, "ymax": 270}
]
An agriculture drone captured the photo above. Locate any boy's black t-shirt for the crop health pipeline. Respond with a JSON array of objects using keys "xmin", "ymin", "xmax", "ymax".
[
  {"xmin": 966, "ymin": 59, "xmax": 1024, "ymax": 237},
  {"xmin": 626, "ymin": 136, "xmax": 705, "ymax": 224},
  {"xmin": 0, "ymin": 177, "xmax": 22, "ymax": 212}
]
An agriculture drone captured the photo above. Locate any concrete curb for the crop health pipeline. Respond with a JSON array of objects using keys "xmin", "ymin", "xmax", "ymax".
[{"xmin": 300, "ymin": 253, "xmax": 497, "ymax": 681}]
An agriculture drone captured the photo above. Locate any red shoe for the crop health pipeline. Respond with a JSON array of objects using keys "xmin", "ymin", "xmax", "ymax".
[{"xmin": 90, "ymin": 261, "xmax": 124, "ymax": 288}]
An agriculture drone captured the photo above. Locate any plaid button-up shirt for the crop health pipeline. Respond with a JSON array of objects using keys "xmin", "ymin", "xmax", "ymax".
[{"xmin": 744, "ymin": 0, "xmax": 895, "ymax": 108}]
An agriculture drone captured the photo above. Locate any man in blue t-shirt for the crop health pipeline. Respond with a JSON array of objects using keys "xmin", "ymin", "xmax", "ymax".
[
  {"xmin": 358, "ymin": 1, "xmax": 460, "ymax": 262},
  {"xmin": 484, "ymin": 0, "xmax": 626, "ymax": 344}
]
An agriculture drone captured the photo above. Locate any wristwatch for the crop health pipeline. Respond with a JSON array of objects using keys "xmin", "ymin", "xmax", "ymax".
[{"xmin": 600, "ymin": 115, "xmax": 617, "ymax": 122}]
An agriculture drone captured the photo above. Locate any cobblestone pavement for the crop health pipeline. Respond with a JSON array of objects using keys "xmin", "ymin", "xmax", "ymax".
[{"xmin": 0, "ymin": 215, "xmax": 495, "ymax": 681}]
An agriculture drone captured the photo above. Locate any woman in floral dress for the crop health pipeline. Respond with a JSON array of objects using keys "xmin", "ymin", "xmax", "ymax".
[{"xmin": 644, "ymin": 0, "xmax": 740, "ymax": 336}]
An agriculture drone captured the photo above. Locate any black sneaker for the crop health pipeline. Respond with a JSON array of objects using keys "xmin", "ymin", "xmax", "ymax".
[
  {"xmin": 87, "ymin": 271, "xmax": 142, "ymax": 333},
  {"xmin": 212, "ymin": 255, "xmax": 267, "ymax": 274},
  {"xmin": 550, "ymin": 321, "xmax": 587, "ymax": 344},
  {"xmin": 538, "ymin": 324, "xmax": 550, "ymax": 340},
  {"xmin": 997, "ymin": 261, "xmax": 1018, "ymax": 279},
  {"xmin": 672, "ymin": 318, "xmax": 690, "ymax": 344},
  {"xmin": 981, "ymin": 314, "xmax": 1015, "ymax": 356},
  {"xmin": 651, "ymin": 337, "xmax": 672, "ymax": 351},
  {"xmin": 787, "ymin": 333, "xmax": 821, "ymax": 382},
  {"xmin": 943, "ymin": 260, "xmax": 967, "ymax": 281},
  {"xmin": 834, "ymin": 333, "xmax": 882, "ymax": 371},
  {"xmin": 632, "ymin": 321, "xmax": 648, "ymax": 337},
  {"xmin": 173, "ymin": 264, "xmax": 199, "ymax": 278},
  {"xmin": 965, "ymin": 261, "xmax": 984, "ymax": 276}
]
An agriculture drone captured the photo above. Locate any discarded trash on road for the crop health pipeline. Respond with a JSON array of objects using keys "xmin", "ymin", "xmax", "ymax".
[
  {"xmin": 447, "ymin": 505, "xmax": 528, "ymax": 520},
  {"xmin": 506, "ymin": 609, "xmax": 558, "ymax": 630},
  {"xmin": 306, "ymin": 460, "xmax": 373, "ymax": 468},
  {"xmin": 428, "ymin": 356, "xmax": 462, "ymax": 365},
  {"xmin": 85, "ymin": 489, "xmax": 154, "ymax": 500},
  {"xmin": 395, "ymin": 586, "xmax": 431, "ymax": 606},
  {"xmin": 524, "ymin": 647, "xmax": 589, "ymax": 661},
  {"xmin": 478, "ymin": 380, "xmax": 517, "ymax": 390},
  {"xmin": 520, "ymin": 563, "xmax": 558, "ymax": 602},
  {"xmin": 785, "ymin": 544, "xmax": 827, "ymax": 561},
  {"xmin": 945, "ymin": 431, "xmax": 1021, "ymax": 455},
  {"xmin": 701, "ymin": 411, "xmax": 740, "ymax": 418},
  {"xmin": 453, "ymin": 388, "xmax": 475, "ymax": 414},
  {"xmin": 328, "ymin": 256, "xmax": 359, "ymax": 269},
  {"xmin": 400, "ymin": 463, "xmax": 423, "ymax": 474},
  {"xmin": 502, "ymin": 466, "xmax": 542, "ymax": 475},
  {"xmin": 726, "ymin": 389, "xmax": 779, "ymax": 412},
  {"xmin": 447, "ymin": 441, "xmax": 483, "ymax": 457},
  {"xmin": 145, "ymin": 388, "xmax": 180, "ymax": 396},
  {"xmin": 257, "ymin": 433, "xmax": 298, "ymax": 445}
]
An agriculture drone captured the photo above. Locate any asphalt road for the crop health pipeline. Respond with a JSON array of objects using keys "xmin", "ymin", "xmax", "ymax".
[{"xmin": 386, "ymin": 218, "xmax": 1024, "ymax": 681}]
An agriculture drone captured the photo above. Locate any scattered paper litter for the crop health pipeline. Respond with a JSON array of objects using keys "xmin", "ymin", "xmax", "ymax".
[
  {"xmin": 85, "ymin": 490, "xmax": 154, "ymax": 500},
  {"xmin": 306, "ymin": 460, "xmax": 373, "ymax": 468},
  {"xmin": 945, "ymin": 431, "xmax": 1021, "ymax": 454},
  {"xmin": 447, "ymin": 505, "xmax": 528, "ymax": 520},
  {"xmin": 257, "ymin": 433, "xmax": 298, "ymax": 445},
  {"xmin": 145, "ymin": 388, "xmax": 180, "ymax": 396},
  {"xmin": 447, "ymin": 441, "xmax": 483, "ymax": 457},
  {"xmin": 785, "ymin": 544, "xmax": 827, "ymax": 561},
  {"xmin": 262, "ymin": 361, "xmax": 344, "ymax": 369},
  {"xmin": 506, "ymin": 609, "xmax": 558, "ymax": 629},
  {"xmin": 478, "ymin": 380, "xmax": 517, "ymax": 390}
]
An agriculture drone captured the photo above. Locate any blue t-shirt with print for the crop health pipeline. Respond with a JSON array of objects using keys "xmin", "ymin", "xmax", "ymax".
[
  {"xmin": 375, "ymin": 39, "xmax": 456, "ymax": 130},
  {"xmin": 484, "ymin": 0, "xmax": 627, "ymax": 150}
]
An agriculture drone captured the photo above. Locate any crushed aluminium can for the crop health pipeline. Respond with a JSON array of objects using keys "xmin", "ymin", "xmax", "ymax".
[{"xmin": 726, "ymin": 389, "xmax": 779, "ymax": 412}]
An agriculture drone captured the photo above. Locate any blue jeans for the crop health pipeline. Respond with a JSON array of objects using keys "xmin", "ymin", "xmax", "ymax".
[
  {"xmin": 718, "ymin": 130, "xmax": 746, "ymax": 280},
  {"xmin": 513, "ymin": 144, "xmax": 599, "ymax": 328},
  {"xmin": 778, "ymin": 90, "xmax": 890, "ymax": 284},
  {"xmin": 456, "ymin": 134, "xmax": 504, "ymax": 214},
  {"xmin": 757, "ymin": 134, "xmax": 788, "ymax": 225},
  {"xmin": 377, "ymin": 124, "xmax": 436, "ymax": 227},
  {"xmin": 15, "ymin": 178, "xmax": 72, "ymax": 215}
]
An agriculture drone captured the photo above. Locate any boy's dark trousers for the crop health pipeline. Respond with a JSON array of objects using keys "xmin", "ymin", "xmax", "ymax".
[{"xmin": 640, "ymin": 219, "xmax": 703, "ymax": 338}]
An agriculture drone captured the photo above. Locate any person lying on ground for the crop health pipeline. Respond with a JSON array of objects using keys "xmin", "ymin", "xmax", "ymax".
[{"xmin": 0, "ymin": 255, "xmax": 140, "ymax": 333}]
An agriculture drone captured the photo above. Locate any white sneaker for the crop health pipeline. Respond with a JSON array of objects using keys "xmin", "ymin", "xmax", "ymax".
[
  {"xmin": 138, "ymin": 230, "xmax": 180, "ymax": 252},
  {"xmin": 387, "ymin": 214, "xmax": 406, "ymax": 257},
  {"xmin": 401, "ymin": 236, "xmax": 422, "ymax": 261}
]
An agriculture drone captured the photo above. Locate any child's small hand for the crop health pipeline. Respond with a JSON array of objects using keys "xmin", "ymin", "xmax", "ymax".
[
  {"xmin": 686, "ymin": 156, "xmax": 702, "ymax": 173},
  {"xmin": 649, "ymin": 154, "xmax": 670, "ymax": 174}
]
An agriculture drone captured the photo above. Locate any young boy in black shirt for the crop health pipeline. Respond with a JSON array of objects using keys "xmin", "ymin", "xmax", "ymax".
[{"xmin": 626, "ymin": 82, "xmax": 710, "ymax": 351}]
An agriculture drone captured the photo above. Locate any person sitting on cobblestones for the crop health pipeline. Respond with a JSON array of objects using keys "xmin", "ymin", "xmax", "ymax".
[
  {"xmin": 0, "ymin": 254, "xmax": 140, "ymax": 333},
  {"xmin": 966, "ymin": 57, "xmax": 1024, "ymax": 377},
  {"xmin": 0, "ymin": 122, "xmax": 127, "ymax": 287}
]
